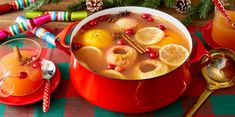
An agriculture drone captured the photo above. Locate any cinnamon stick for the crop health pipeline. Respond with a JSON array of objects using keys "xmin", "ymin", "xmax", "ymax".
[
  {"xmin": 13, "ymin": 46, "xmax": 22, "ymax": 60},
  {"xmin": 119, "ymin": 33, "xmax": 146, "ymax": 54}
]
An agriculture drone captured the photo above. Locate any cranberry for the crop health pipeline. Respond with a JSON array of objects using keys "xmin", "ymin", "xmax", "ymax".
[
  {"xmin": 158, "ymin": 25, "xmax": 166, "ymax": 30},
  {"xmin": 82, "ymin": 24, "xmax": 90, "ymax": 30},
  {"xmin": 142, "ymin": 13, "xmax": 151, "ymax": 19},
  {"xmin": 18, "ymin": 72, "xmax": 28, "ymax": 79},
  {"xmin": 32, "ymin": 61, "xmax": 41, "ymax": 68},
  {"xmin": 124, "ymin": 29, "xmax": 135, "ymax": 36},
  {"xmin": 115, "ymin": 66, "xmax": 125, "ymax": 72},
  {"xmin": 89, "ymin": 19, "xmax": 98, "ymax": 26},
  {"xmin": 117, "ymin": 39, "xmax": 126, "ymax": 45},
  {"xmin": 149, "ymin": 51, "xmax": 158, "ymax": 59},
  {"xmin": 107, "ymin": 64, "xmax": 116, "ymax": 70},
  {"xmin": 72, "ymin": 43, "xmax": 82, "ymax": 51},
  {"xmin": 98, "ymin": 15, "xmax": 108, "ymax": 21},
  {"xmin": 147, "ymin": 17, "xmax": 154, "ymax": 22},
  {"xmin": 145, "ymin": 47, "xmax": 152, "ymax": 53}
]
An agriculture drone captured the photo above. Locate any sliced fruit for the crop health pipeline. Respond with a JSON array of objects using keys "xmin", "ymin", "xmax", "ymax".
[
  {"xmin": 81, "ymin": 29, "xmax": 113, "ymax": 49},
  {"xmin": 159, "ymin": 44, "xmax": 189, "ymax": 66},
  {"xmin": 156, "ymin": 36, "xmax": 175, "ymax": 47},
  {"xmin": 164, "ymin": 29, "xmax": 189, "ymax": 48},
  {"xmin": 100, "ymin": 70, "xmax": 126, "ymax": 79},
  {"xmin": 135, "ymin": 27, "xmax": 165, "ymax": 45},
  {"xmin": 135, "ymin": 59, "xmax": 168, "ymax": 79},
  {"xmin": 106, "ymin": 45, "xmax": 137, "ymax": 67},
  {"xmin": 75, "ymin": 46, "xmax": 103, "ymax": 69},
  {"xmin": 114, "ymin": 18, "xmax": 139, "ymax": 30},
  {"xmin": 76, "ymin": 46, "xmax": 103, "ymax": 58}
]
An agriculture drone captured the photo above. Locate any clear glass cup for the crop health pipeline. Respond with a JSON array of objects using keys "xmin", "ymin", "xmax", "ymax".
[
  {"xmin": 0, "ymin": 63, "xmax": 13, "ymax": 97},
  {"xmin": 0, "ymin": 38, "xmax": 43, "ymax": 97},
  {"xmin": 211, "ymin": 0, "xmax": 235, "ymax": 50}
]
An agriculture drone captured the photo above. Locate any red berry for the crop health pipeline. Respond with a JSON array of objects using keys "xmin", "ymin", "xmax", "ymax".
[
  {"xmin": 149, "ymin": 51, "xmax": 158, "ymax": 59},
  {"xmin": 125, "ymin": 29, "xmax": 135, "ymax": 36},
  {"xmin": 82, "ymin": 24, "xmax": 90, "ymax": 30},
  {"xmin": 72, "ymin": 43, "xmax": 82, "ymax": 51},
  {"xmin": 115, "ymin": 66, "xmax": 125, "ymax": 72},
  {"xmin": 18, "ymin": 72, "xmax": 28, "ymax": 79},
  {"xmin": 142, "ymin": 13, "xmax": 151, "ymax": 19},
  {"xmin": 158, "ymin": 25, "xmax": 166, "ymax": 30},
  {"xmin": 107, "ymin": 64, "xmax": 116, "ymax": 70},
  {"xmin": 89, "ymin": 19, "xmax": 98, "ymax": 26},
  {"xmin": 98, "ymin": 15, "xmax": 108, "ymax": 21},
  {"xmin": 147, "ymin": 17, "xmax": 154, "ymax": 22},
  {"xmin": 117, "ymin": 39, "xmax": 126, "ymax": 45},
  {"xmin": 32, "ymin": 61, "xmax": 41, "ymax": 68},
  {"xmin": 145, "ymin": 47, "xmax": 152, "ymax": 53}
]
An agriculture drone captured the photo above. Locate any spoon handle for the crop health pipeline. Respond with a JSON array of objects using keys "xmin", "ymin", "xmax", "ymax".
[
  {"xmin": 184, "ymin": 89, "xmax": 214, "ymax": 117},
  {"xmin": 43, "ymin": 80, "xmax": 50, "ymax": 112}
]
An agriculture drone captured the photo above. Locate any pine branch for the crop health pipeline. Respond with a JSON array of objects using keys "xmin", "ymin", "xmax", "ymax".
[
  {"xmin": 141, "ymin": 0, "xmax": 161, "ymax": 8},
  {"xmin": 165, "ymin": 0, "xmax": 174, "ymax": 8},
  {"xmin": 182, "ymin": 0, "xmax": 214, "ymax": 26},
  {"xmin": 199, "ymin": 0, "xmax": 214, "ymax": 19},
  {"xmin": 182, "ymin": 5, "xmax": 200, "ymax": 26},
  {"xmin": 66, "ymin": 0, "xmax": 86, "ymax": 12},
  {"xmin": 24, "ymin": 0, "xmax": 61, "ymax": 11},
  {"xmin": 103, "ymin": 0, "xmax": 116, "ymax": 8}
]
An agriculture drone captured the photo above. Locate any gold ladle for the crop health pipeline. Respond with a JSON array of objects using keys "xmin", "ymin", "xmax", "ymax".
[{"xmin": 184, "ymin": 48, "xmax": 235, "ymax": 117}]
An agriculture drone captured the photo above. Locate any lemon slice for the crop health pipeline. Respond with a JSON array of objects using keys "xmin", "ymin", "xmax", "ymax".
[
  {"xmin": 75, "ymin": 46, "xmax": 103, "ymax": 70},
  {"xmin": 135, "ymin": 59, "xmax": 168, "ymax": 79},
  {"xmin": 100, "ymin": 70, "xmax": 126, "ymax": 79},
  {"xmin": 114, "ymin": 18, "xmax": 139, "ymax": 30},
  {"xmin": 82, "ymin": 29, "xmax": 113, "ymax": 49},
  {"xmin": 135, "ymin": 27, "xmax": 165, "ymax": 45},
  {"xmin": 159, "ymin": 44, "xmax": 189, "ymax": 66},
  {"xmin": 76, "ymin": 46, "xmax": 103, "ymax": 58}
]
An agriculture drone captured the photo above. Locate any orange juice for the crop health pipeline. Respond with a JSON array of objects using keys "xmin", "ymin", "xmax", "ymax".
[
  {"xmin": 0, "ymin": 50, "xmax": 43, "ymax": 96},
  {"xmin": 212, "ymin": 10, "xmax": 235, "ymax": 50}
]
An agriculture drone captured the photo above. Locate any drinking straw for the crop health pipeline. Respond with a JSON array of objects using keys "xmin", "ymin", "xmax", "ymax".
[{"xmin": 212, "ymin": 0, "xmax": 231, "ymax": 21}]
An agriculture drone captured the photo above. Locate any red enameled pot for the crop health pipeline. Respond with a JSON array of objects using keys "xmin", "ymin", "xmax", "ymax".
[{"xmin": 56, "ymin": 7, "xmax": 193, "ymax": 113}]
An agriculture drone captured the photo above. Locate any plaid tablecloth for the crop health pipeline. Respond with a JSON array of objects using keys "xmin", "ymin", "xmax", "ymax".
[{"xmin": 0, "ymin": 26, "xmax": 235, "ymax": 117}]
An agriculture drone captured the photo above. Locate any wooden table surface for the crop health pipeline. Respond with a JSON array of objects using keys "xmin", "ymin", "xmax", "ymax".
[{"xmin": 0, "ymin": 0, "xmax": 212, "ymax": 31}]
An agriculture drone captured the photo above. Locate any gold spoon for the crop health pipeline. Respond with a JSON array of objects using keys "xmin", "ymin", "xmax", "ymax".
[{"xmin": 184, "ymin": 48, "xmax": 235, "ymax": 117}]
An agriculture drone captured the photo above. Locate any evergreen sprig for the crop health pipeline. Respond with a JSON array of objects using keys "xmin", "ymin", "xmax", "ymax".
[
  {"xmin": 141, "ymin": 0, "xmax": 161, "ymax": 8},
  {"xmin": 66, "ymin": 0, "xmax": 86, "ymax": 12},
  {"xmin": 66, "ymin": 0, "xmax": 163, "ymax": 11},
  {"xmin": 24, "ymin": 0, "xmax": 61, "ymax": 11},
  {"xmin": 165, "ymin": 0, "xmax": 174, "ymax": 8},
  {"xmin": 182, "ymin": 0, "xmax": 214, "ymax": 26}
]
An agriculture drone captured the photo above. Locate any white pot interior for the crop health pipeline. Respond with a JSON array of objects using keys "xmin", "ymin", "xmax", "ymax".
[{"xmin": 71, "ymin": 6, "xmax": 192, "ymax": 53}]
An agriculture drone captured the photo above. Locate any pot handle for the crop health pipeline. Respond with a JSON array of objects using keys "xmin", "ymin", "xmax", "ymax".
[
  {"xmin": 189, "ymin": 34, "xmax": 212, "ymax": 72},
  {"xmin": 190, "ymin": 34, "xmax": 210, "ymax": 63},
  {"xmin": 54, "ymin": 22, "xmax": 79, "ymax": 56}
]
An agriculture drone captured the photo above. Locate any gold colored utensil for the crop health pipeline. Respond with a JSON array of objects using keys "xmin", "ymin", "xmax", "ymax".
[{"xmin": 185, "ymin": 48, "xmax": 235, "ymax": 117}]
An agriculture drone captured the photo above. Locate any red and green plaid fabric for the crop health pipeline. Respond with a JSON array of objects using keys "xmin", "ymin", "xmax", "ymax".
[{"xmin": 0, "ymin": 26, "xmax": 235, "ymax": 117}]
